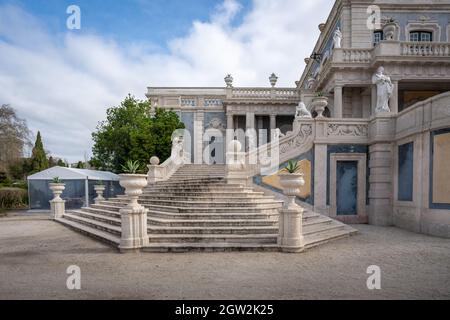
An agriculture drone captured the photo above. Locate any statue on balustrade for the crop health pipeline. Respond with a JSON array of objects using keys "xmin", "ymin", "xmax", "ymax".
[
  {"xmin": 295, "ymin": 102, "xmax": 312, "ymax": 119},
  {"xmin": 372, "ymin": 66, "xmax": 394, "ymax": 113},
  {"xmin": 333, "ymin": 27, "xmax": 342, "ymax": 49}
]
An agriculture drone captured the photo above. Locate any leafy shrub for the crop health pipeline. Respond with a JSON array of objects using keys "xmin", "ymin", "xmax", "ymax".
[{"xmin": 0, "ymin": 187, "xmax": 28, "ymax": 209}]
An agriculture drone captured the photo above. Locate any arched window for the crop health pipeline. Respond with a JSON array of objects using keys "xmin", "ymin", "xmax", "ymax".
[
  {"xmin": 373, "ymin": 30, "xmax": 384, "ymax": 45},
  {"xmin": 409, "ymin": 31, "xmax": 433, "ymax": 42}
]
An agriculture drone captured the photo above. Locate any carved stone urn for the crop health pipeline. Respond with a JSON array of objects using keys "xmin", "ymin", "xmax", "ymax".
[
  {"xmin": 49, "ymin": 182, "xmax": 66, "ymax": 219},
  {"xmin": 94, "ymin": 184, "xmax": 106, "ymax": 204},
  {"xmin": 383, "ymin": 21, "xmax": 398, "ymax": 40},
  {"xmin": 119, "ymin": 174, "xmax": 148, "ymax": 209},
  {"xmin": 311, "ymin": 96, "xmax": 328, "ymax": 118},
  {"xmin": 49, "ymin": 183, "xmax": 65, "ymax": 201},
  {"xmin": 278, "ymin": 173, "xmax": 305, "ymax": 209}
]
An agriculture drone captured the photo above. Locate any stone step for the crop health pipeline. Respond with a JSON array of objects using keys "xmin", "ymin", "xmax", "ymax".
[
  {"xmin": 139, "ymin": 194, "xmax": 270, "ymax": 201},
  {"xmin": 148, "ymin": 225, "xmax": 277, "ymax": 235},
  {"xmin": 55, "ymin": 217, "xmax": 120, "ymax": 247},
  {"xmin": 303, "ymin": 227, "xmax": 354, "ymax": 249},
  {"xmin": 143, "ymin": 187, "xmax": 253, "ymax": 193},
  {"xmin": 91, "ymin": 204, "xmax": 124, "ymax": 212},
  {"xmin": 148, "ymin": 209, "xmax": 277, "ymax": 220},
  {"xmin": 143, "ymin": 204, "xmax": 281, "ymax": 214},
  {"xmin": 138, "ymin": 199, "xmax": 283, "ymax": 208},
  {"xmin": 148, "ymin": 233, "xmax": 277, "ymax": 244},
  {"xmin": 61, "ymin": 213, "xmax": 121, "ymax": 236},
  {"xmin": 70, "ymin": 210, "xmax": 121, "ymax": 226},
  {"xmin": 143, "ymin": 243, "xmax": 279, "ymax": 253},
  {"xmin": 147, "ymin": 217, "xmax": 277, "ymax": 227},
  {"xmin": 80, "ymin": 207, "xmax": 121, "ymax": 218}
]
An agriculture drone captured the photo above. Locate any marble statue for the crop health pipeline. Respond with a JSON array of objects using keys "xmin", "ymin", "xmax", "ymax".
[
  {"xmin": 333, "ymin": 27, "xmax": 342, "ymax": 49},
  {"xmin": 295, "ymin": 102, "xmax": 312, "ymax": 119},
  {"xmin": 372, "ymin": 66, "xmax": 393, "ymax": 113}
]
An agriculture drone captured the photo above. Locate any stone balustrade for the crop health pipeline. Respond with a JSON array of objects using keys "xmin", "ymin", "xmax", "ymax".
[
  {"xmin": 341, "ymin": 48, "xmax": 372, "ymax": 63},
  {"xmin": 400, "ymin": 42, "xmax": 450, "ymax": 57},
  {"xmin": 230, "ymin": 87, "xmax": 299, "ymax": 100}
]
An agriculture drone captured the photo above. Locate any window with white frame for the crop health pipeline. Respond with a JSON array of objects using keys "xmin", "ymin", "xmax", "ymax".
[
  {"xmin": 409, "ymin": 31, "xmax": 433, "ymax": 42},
  {"xmin": 373, "ymin": 30, "xmax": 384, "ymax": 45}
]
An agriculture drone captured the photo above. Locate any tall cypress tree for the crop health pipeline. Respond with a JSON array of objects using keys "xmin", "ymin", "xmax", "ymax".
[{"xmin": 31, "ymin": 131, "xmax": 48, "ymax": 173}]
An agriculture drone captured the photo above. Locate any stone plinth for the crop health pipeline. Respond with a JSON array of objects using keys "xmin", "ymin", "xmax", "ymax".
[
  {"xmin": 50, "ymin": 199, "xmax": 65, "ymax": 219},
  {"xmin": 278, "ymin": 205, "xmax": 304, "ymax": 253}
]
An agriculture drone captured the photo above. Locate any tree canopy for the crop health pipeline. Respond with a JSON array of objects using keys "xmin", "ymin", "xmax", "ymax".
[
  {"xmin": 0, "ymin": 104, "xmax": 31, "ymax": 173},
  {"xmin": 30, "ymin": 131, "xmax": 49, "ymax": 173},
  {"xmin": 91, "ymin": 95, "xmax": 185, "ymax": 173}
]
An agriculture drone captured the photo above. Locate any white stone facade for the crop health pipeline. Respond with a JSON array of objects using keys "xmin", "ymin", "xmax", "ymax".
[{"xmin": 146, "ymin": 0, "xmax": 450, "ymax": 238}]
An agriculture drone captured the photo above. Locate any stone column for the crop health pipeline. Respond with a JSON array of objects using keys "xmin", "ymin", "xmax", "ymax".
[
  {"xmin": 194, "ymin": 112, "xmax": 204, "ymax": 164},
  {"xmin": 371, "ymin": 85, "xmax": 377, "ymax": 117},
  {"xmin": 368, "ymin": 115, "xmax": 396, "ymax": 226},
  {"xmin": 227, "ymin": 114, "xmax": 234, "ymax": 130},
  {"xmin": 313, "ymin": 143, "xmax": 328, "ymax": 215},
  {"xmin": 333, "ymin": 86, "xmax": 343, "ymax": 118},
  {"xmin": 246, "ymin": 111, "xmax": 255, "ymax": 130},
  {"xmin": 270, "ymin": 114, "xmax": 276, "ymax": 130},
  {"xmin": 389, "ymin": 80, "xmax": 399, "ymax": 114}
]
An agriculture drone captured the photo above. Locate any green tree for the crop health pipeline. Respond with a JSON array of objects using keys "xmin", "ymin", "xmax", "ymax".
[
  {"xmin": 76, "ymin": 161, "xmax": 85, "ymax": 169},
  {"xmin": 91, "ymin": 95, "xmax": 184, "ymax": 173},
  {"xmin": 0, "ymin": 104, "xmax": 31, "ymax": 174},
  {"xmin": 30, "ymin": 131, "xmax": 48, "ymax": 173},
  {"xmin": 56, "ymin": 159, "xmax": 67, "ymax": 167}
]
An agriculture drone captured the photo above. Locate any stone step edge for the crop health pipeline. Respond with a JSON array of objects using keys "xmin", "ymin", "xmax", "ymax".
[{"xmin": 55, "ymin": 217, "xmax": 120, "ymax": 246}]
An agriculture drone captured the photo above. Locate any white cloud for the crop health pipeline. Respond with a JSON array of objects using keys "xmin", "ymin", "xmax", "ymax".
[{"xmin": 0, "ymin": 0, "xmax": 332, "ymax": 162}]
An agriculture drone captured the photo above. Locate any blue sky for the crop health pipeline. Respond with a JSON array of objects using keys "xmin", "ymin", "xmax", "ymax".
[
  {"xmin": 0, "ymin": 0, "xmax": 332, "ymax": 162},
  {"xmin": 2, "ymin": 0, "xmax": 251, "ymax": 52}
]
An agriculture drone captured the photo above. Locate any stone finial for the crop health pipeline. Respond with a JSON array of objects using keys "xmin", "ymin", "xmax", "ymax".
[
  {"xmin": 224, "ymin": 74, "xmax": 233, "ymax": 88},
  {"xmin": 304, "ymin": 57, "xmax": 311, "ymax": 64},
  {"xmin": 269, "ymin": 73, "xmax": 278, "ymax": 87},
  {"xmin": 150, "ymin": 156, "xmax": 160, "ymax": 165},
  {"xmin": 318, "ymin": 23, "xmax": 326, "ymax": 32}
]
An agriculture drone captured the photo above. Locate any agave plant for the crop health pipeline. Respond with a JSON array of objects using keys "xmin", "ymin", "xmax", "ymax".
[
  {"xmin": 52, "ymin": 177, "xmax": 62, "ymax": 183},
  {"xmin": 315, "ymin": 91, "xmax": 325, "ymax": 97},
  {"xmin": 121, "ymin": 160, "xmax": 141, "ymax": 174},
  {"xmin": 284, "ymin": 160, "xmax": 300, "ymax": 174}
]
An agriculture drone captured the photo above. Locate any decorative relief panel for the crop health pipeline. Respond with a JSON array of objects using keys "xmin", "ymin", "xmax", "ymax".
[
  {"xmin": 327, "ymin": 123, "xmax": 368, "ymax": 137},
  {"xmin": 279, "ymin": 124, "xmax": 313, "ymax": 155}
]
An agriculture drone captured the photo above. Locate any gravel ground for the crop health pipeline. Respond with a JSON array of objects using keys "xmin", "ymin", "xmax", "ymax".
[{"xmin": 0, "ymin": 213, "xmax": 449, "ymax": 300}]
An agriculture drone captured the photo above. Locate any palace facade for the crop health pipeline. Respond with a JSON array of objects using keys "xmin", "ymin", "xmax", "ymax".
[{"xmin": 146, "ymin": 0, "xmax": 450, "ymax": 238}]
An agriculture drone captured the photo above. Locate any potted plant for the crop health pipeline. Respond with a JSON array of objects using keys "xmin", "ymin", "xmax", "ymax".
[
  {"xmin": 49, "ymin": 177, "xmax": 65, "ymax": 201},
  {"xmin": 94, "ymin": 181, "xmax": 106, "ymax": 204},
  {"xmin": 311, "ymin": 91, "xmax": 328, "ymax": 118},
  {"xmin": 383, "ymin": 18, "xmax": 398, "ymax": 40},
  {"xmin": 119, "ymin": 160, "xmax": 148, "ymax": 209},
  {"xmin": 278, "ymin": 160, "xmax": 305, "ymax": 208}
]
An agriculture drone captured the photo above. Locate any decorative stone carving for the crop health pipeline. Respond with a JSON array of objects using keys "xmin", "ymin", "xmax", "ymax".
[
  {"xmin": 372, "ymin": 66, "xmax": 394, "ymax": 113},
  {"xmin": 382, "ymin": 20, "xmax": 398, "ymax": 40},
  {"xmin": 295, "ymin": 102, "xmax": 312, "ymax": 119},
  {"xmin": 94, "ymin": 184, "xmax": 106, "ymax": 204},
  {"xmin": 269, "ymin": 73, "xmax": 278, "ymax": 87},
  {"xmin": 224, "ymin": 74, "xmax": 233, "ymax": 88},
  {"xmin": 311, "ymin": 96, "xmax": 328, "ymax": 118},
  {"xmin": 206, "ymin": 118, "xmax": 225, "ymax": 131},
  {"xmin": 327, "ymin": 124, "xmax": 368, "ymax": 137},
  {"xmin": 279, "ymin": 124, "xmax": 313, "ymax": 155},
  {"xmin": 333, "ymin": 27, "xmax": 342, "ymax": 49}
]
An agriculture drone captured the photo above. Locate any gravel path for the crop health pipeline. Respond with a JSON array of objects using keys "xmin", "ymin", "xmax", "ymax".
[{"xmin": 0, "ymin": 215, "xmax": 449, "ymax": 299}]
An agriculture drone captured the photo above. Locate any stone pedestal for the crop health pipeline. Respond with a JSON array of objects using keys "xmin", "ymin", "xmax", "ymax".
[
  {"xmin": 119, "ymin": 206, "xmax": 149, "ymax": 252},
  {"xmin": 50, "ymin": 199, "xmax": 65, "ymax": 219},
  {"xmin": 368, "ymin": 115, "xmax": 396, "ymax": 226},
  {"xmin": 118, "ymin": 174, "xmax": 149, "ymax": 252},
  {"xmin": 278, "ymin": 205, "xmax": 305, "ymax": 253},
  {"xmin": 226, "ymin": 140, "xmax": 249, "ymax": 186}
]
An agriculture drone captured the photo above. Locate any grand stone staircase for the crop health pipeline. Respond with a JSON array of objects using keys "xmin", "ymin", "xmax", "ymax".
[{"xmin": 56, "ymin": 164, "xmax": 357, "ymax": 252}]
